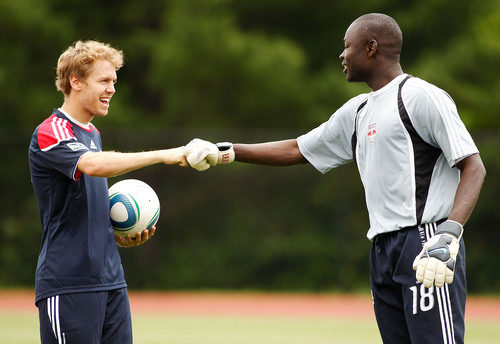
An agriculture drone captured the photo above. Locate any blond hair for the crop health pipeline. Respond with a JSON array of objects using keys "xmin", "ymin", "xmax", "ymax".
[{"xmin": 56, "ymin": 40, "xmax": 124, "ymax": 96}]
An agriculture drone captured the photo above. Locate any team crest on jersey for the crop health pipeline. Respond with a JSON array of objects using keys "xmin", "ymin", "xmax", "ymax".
[{"xmin": 367, "ymin": 123, "xmax": 377, "ymax": 143}]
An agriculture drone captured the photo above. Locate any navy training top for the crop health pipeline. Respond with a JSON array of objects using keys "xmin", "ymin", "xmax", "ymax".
[{"xmin": 28, "ymin": 109, "xmax": 126, "ymax": 304}]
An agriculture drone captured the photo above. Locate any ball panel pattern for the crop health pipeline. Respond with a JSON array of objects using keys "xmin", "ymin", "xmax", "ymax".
[{"xmin": 110, "ymin": 193, "xmax": 138, "ymax": 231}]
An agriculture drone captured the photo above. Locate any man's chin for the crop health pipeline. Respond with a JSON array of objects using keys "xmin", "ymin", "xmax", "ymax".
[
  {"xmin": 345, "ymin": 72, "xmax": 355, "ymax": 82},
  {"xmin": 346, "ymin": 74, "xmax": 365, "ymax": 83},
  {"xmin": 93, "ymin": 110, "xmax": 109, "ymax": 117}
]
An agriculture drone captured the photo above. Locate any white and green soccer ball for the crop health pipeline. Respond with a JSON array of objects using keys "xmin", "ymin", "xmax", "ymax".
[{"xmin": 108, "ymin": 179, "xmax": 160, "ymax": 238}]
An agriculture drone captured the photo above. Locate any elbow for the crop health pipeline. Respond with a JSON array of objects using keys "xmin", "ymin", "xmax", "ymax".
[
  {"xmin": 290, "ymin": 140, "xmax": 308, "ymax": 165},
  {"xmin": 293, "ymin": 152, "xmax": 308, "ymax": 165},
  {"xmin": 79, "ymin": 161, "xmax": 102, "ymax": 177},
  {"xmin": 466, "ymin": 154, "xmax": 486, "ymax": 183},
  {"xmin": 479, "ymin": 161, "xmax": 486, "ymax": 182},
  {"xmin": 474, "ymin": 154, "xmax": 486, "ymax": 181},
  {"xmin": 78, "ymin": 153, "xmax": 105, "ymax": 177},
  {"xmin": 277, "ymin": 144, "xmax": 307, "ymax": 165},
  {"xmin": 83, "ymin": 164, "xmax": 103, "ymax": 177}
]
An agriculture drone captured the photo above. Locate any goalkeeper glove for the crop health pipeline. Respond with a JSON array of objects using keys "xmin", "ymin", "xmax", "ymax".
[
  {"xmin": 184, "ymin": 138, "xmax": 218, "ymax": 171},
  {"xmin": 185, "ymin": 139, "xmax": 235, "ymax": 171},
  {"xmin": 413, "ymin": 220, "xmax": 463, "ymax": 288},
  {"xmin": 206, "ymin": 142, "xmax": 235, "ymax": 166}
]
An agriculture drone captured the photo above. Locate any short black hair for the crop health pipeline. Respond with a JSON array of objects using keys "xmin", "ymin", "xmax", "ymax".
[{"xmin": 352, "ymin": 13, "xmax": 403, "ymax": 59}]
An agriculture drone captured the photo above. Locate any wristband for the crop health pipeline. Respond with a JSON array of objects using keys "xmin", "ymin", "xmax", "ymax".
[
  {"xmin": 216, "ymin": 142, "xmax": 234, "ymax": 164},
  {"xmin": 435, "ymin": 220, "xmax": 463, "ymax": 239}
]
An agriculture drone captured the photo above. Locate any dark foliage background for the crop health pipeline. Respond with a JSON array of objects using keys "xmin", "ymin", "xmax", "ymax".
[{"xmin": 1, "ymin": 0, "xmax": 499, "ymax": 293}]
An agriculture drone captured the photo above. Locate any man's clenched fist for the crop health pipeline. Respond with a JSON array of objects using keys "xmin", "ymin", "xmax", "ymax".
[
  {"xmin": 184, "ymin": 138, "xmax": 218, "ymax": 171},
  {"xmin": 185, "ymin": 138, "xmax": 234, "ymax": 171}
]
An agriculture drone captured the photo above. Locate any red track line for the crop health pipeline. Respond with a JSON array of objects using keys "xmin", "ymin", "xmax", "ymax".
[{"xmin": 0, "ymin": 290, "xmax": 498, "ymax": 320}]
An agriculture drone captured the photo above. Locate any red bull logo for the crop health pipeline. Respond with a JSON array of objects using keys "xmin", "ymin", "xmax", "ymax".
[{"xmin": 367, "ymin": 123, "xmax": 377, "ymax": 144}]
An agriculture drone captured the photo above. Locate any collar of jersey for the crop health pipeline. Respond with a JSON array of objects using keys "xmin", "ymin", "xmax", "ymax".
[
  {"xmin": 57, "ymin": 108, "xmax": 92, "ymax": 131},
  {"xmin": 369, "ymin": 73, "xmax": 408, "ymax": 98}
]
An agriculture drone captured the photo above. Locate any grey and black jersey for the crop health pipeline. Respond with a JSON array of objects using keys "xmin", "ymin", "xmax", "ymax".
[{"xmin": 297, "ymin": 74, "xmax": 478, "ymax": 239}]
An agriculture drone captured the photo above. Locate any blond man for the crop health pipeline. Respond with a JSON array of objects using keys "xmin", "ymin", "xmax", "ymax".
[{"xmin": 29, "ymin": 40, "xmax": 187, "ymax": 343}]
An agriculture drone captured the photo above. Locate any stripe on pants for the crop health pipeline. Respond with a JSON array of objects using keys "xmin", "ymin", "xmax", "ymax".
[
  {"xmin": 425, "ymin": 222, "xmax": 455, "ymax": 344},
  {"xmin": 47, "ymin": 296, "xmax": 64, "ymax": 344}
]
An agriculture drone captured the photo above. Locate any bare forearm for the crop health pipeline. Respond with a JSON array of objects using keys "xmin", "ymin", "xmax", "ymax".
[
  {"xmin": 79, "ymin": 151, "xmax": 162, "ymax": 177},
  {"xmin": 78, "ymin": 148, "xmax": 186, "ymax": 177},
  {"xmin": 448, "ymin": 154, "xmax": 486, "ymax": 225},
  {"xmin": 234, "ymin": 139, "xmax": 307, "ymax": 166}
]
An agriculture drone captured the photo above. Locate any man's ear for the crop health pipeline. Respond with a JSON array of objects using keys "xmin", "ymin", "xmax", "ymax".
[
  {"xmin": 367, "ymin": 39, "xmax": 378, "ymax": 57},
  {"xmin": 69, "ymin": 74, "xmax": 83, "ymax": 92}
]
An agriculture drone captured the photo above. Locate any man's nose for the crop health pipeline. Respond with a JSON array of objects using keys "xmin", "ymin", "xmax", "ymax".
[{"xmin": 107, "ymin": 83, "xmax": 115, "ymax": 94}]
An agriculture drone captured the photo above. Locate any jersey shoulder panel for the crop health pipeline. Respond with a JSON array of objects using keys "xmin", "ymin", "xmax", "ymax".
[
  {"xmin": 403, "ymin": 77, "xmax": 454, "ymax": 105},
  {"xmin": 330, "ymin": 93, "xmax": 369, "ymax": 127},
  {"xmin": 341, "ymin": 93, "xmax": 369, "ymax": 114},
  {"xmin": 37, "ymin": 114, "xmax": 77, "ymax": 151}
]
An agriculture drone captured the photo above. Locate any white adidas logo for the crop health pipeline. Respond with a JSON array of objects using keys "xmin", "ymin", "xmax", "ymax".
[{"xmin": 90, "ymin": 140, "xmax": 98, "ymax": 150}]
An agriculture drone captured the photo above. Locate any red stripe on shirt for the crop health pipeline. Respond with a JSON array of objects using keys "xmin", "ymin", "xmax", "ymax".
[{"xmin": 37, "ymin": 115, "xmax": 76, "ymax": 150}]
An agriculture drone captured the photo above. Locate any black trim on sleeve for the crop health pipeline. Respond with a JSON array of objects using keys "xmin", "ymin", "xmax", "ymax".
[{"xmin": 397, "ymin": 76, "xmax": 442, "ymax": 224}]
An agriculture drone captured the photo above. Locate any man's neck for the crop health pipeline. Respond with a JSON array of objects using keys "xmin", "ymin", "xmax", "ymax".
[
  {"xmin": 366, "ymin": 64, "xmax": 404, "ymax": 91},
  {"xmin": 60, "ymin": 99, "xmax": 94, "ymax": 125}
]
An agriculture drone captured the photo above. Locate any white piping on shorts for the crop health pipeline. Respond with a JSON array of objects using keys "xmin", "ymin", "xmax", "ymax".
[
  {"xmin": 47, "ymin": 295, "xmax": 65, "ymax": 344},
  {"xmin": 424, "ymin": 222, "xmax": 456, "ymax": 344}
]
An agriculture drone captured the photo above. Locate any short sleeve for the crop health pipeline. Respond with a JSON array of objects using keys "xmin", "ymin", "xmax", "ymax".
[
  {"xmin": 403, "ymin": 80, "xmax": 479, "ymax": 167},
  {"xmin": 297, "ymin": 95, "xmax": 366, "ymax": 174},
  {"xmin": 35, "ymin": 115, "xmax": 89, "ymax": 180}
]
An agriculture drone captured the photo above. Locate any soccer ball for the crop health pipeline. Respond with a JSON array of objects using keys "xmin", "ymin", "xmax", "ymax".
[{"xmin": 108, "ymin": 179, "xmax": 160, "ymax": 238}]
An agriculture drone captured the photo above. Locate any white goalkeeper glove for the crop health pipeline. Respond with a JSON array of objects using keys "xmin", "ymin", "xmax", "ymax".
[
  {"xmin": 185, "ymin": 139, "xmax": 235, "ymax": 171},
  {"xmin": 206, "ymin": 142, "xmax": 235, "ymax": 166},
  {"xmin": 413, "ymin": 220, "xmax": 463, "ymax": 288}
]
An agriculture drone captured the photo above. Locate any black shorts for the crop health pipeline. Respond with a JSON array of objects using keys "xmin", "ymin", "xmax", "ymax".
[
  {"xmin": 37, "ymin": 288, "xmax": 132, "ymax": 344},
  {"xmin": 370, "ymin": 221, "xmax": 466, "ymax": 344}
]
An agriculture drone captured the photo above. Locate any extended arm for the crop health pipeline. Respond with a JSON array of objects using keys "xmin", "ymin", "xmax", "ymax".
[
  {"xmin": 184, "ymin": 138, "xmax": 308, "ymax": 170},
  {"xmin": 234, "ymin": 139, "xmax": 308, "ymax": 166},
  {"xmin": 78, "ymin": 147, "xmax": 187, "ymax": 177}
]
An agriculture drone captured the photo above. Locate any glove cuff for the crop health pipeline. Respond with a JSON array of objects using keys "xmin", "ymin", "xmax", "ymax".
[
  {"xmin": 216, "ymin": 142, "xmax": 235, "ymax": 164},
  {"xmin": 216, "ymin": 142, "xmax": 233, "ymax": 151},
  {"xmin": 435, "ymin": 220, "xmax": 463, "ymax": 239}
]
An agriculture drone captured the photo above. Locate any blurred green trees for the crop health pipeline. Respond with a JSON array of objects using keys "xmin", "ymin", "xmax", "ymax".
[{"xmin": 1, "ymin": 0, "xmax": 499, "ymax": 292}]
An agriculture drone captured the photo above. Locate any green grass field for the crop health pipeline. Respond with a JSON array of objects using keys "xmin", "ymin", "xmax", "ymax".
[{"xmin": 2, "ymin": 311, "xmax": 499, "ymax": 344}]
